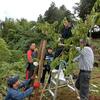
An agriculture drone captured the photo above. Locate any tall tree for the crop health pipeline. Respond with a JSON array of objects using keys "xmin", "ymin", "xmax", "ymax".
[
  {"xmin": 44, "ymin": 2, "xmax": 74, "ymax": 23},
  {"xmin": 74, "ymin": 0, "xmax": 97, "ymax": 21},
  {"xmin": 44, "ymin": 2, "xmax": 59, "ymax": 23},
  {"xmin": 37, "ymin": 14, "xmax": 45, "ymax": 23}
]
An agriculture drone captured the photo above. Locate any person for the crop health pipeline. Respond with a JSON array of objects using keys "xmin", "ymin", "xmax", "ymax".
[
  {"xmin": 41, "ymin": 47, "xmax": 53, "ymax": 85},
  {"xmin": 26, "ymin": 43, "xmax": 38, "ymax": 80},
  {"xmin": 5, "ymin": 75, "xmax": 35, "ymax": 100},
  {"xmin": 61, "ymin": 20, "xmax": 72, "ymax": 39},
  {"xmin": 73, "ymin": 39, "xmax": 94, "ymax": 100}
]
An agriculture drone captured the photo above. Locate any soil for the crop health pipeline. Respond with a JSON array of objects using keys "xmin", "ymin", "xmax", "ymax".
[
  {"xmin": 56, "ymin": 87, "xmax": 100, "ymax": 100},
  {"xmin": 57, "ymin": 87, "xmax": 77, "ymax": 100},
  {"xmin": 30, "ymin": 87, "xmax": 100, "ymax": 100}
]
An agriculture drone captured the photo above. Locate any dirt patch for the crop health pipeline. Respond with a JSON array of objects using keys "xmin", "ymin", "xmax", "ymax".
[
  {"xmin": 57, "ymin": 87, "xmax": 77, "ymax": 100},
  {"xmin": 29, "ymin": 87, "xmax": 100, "ymax": 100},
  {"xmin": 56, "ymin": 87, "xmax": 100, "ymax": 100},
  {"xmin": 89, "ymin": 96, "xmax": 100, "ymax": 100}
]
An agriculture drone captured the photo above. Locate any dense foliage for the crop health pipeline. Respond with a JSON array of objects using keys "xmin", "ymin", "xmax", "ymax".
[{"xmin": 0, "ymin": 0, "xmax": 100, "ymax": 98}]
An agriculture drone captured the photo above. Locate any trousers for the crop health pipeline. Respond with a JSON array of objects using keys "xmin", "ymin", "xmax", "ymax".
[{"xmin": 75, "ymin": 70, "xmax": 91, "ymax": 100}]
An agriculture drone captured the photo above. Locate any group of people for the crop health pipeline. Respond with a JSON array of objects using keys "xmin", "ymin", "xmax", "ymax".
[
  {"xmin": 5, "ymin": 21, "xmax": 94, "ymax": 100},
  {"xmin": 5, "ymin": 43, "xmax": 54, "ymax": 100}
]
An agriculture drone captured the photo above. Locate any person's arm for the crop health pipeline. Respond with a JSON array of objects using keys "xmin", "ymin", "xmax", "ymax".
[
  {"xmin": 12, "ymin": 87, "xmax": 33, "ymax": 100},
  {"xmin": 76, "ymin": 47, "xmax": 85, "ymax": 55},
  {"xmin": 76, "ymin": 47, "xmax": 81, "ymax": 52},
  {"xmin": 27, "ymin": 51, "xmax": 33, "ymax": 63},
  {"xmin": 54, "ymin": 47, "xmax": 63, "ymax": 59},
  {"xmin": 73, "ymin": 55, "xmax": 81, "ymax": 62},
  {"xmin": 19, "ymin": 79, "xmax": 31, "ymax": 88}
]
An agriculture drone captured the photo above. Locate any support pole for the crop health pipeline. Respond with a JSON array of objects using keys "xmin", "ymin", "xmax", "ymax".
[
  {"xmin": 34, "ymin": 40, "xmax": 47, "ymax": 100},
  {"xmin": 38, "ymin": 40, "xmax": 47, "ymax": 81}
]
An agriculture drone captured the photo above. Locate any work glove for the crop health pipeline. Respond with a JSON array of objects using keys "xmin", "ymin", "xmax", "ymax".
[{"xmin": 33, "ymin": 62, "xmax": 39, "ymax": 67}]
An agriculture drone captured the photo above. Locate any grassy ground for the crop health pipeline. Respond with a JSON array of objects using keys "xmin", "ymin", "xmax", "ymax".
[
  {"xmin": 90, "ymin": 67, "xmax": 100, "ymax": 96},
  {"xmin": 55, "ymin": 67, "xmax": 100, "ymax": 100}
]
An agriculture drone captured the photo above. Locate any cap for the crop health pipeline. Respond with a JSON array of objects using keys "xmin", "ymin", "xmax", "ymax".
[{"xmin": 7, "ymin": 76, "xmax": 19, "ymax": 86}]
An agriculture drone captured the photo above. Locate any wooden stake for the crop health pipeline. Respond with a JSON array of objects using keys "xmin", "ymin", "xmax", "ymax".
[
  {"xmin": 33, "ymin": 40, "xmax": 47, "ymax": 100},
  {"xmin": 38, "ymin": 40, "xmax": 43, "ymax": 59},
  {"xmin": 38, "ymin": 40, "xmax": 47, "ymax": 81}
]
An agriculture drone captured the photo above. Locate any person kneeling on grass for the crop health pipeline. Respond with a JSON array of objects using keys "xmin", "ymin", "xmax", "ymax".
[{"xmin": 5, "ymin": 75, "xmax": 40, "ymax": 100}]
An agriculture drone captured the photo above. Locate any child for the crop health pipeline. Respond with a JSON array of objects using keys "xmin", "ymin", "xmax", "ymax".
[{"xmin": 41, "ymin": 47, "xmax": 53, "ymax": 85}]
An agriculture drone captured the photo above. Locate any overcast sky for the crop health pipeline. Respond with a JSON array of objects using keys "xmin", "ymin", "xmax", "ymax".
[{"xmin": 0, "ymin": 0, "xmax": 80, "ymax": 21}]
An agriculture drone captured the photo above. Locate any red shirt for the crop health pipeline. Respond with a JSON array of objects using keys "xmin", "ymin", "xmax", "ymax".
[{"xmin": 27, "ymin": 50, "xmax": 33, "ymax": 63}]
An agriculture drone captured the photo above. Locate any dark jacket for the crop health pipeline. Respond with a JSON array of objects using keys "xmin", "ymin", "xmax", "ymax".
[{"xmin": 61, "ymin": 26, "xmax": 72, "ymax": 39}]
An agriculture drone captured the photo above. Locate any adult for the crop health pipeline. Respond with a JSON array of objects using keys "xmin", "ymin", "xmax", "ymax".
[
  {"xmin": 5, "ymin": 76, "xmax": 34, "ymax": 100},
  {"xmin": 61, "ymin": 20, "xmax": 72, "ymax": 39},
  {"xmin": 73, "ymin": 39, "xmax": 94, "ymax": 100},
  {"xmin": 26, "ymin": 43, "xmax": 38, "ymax": 80}
]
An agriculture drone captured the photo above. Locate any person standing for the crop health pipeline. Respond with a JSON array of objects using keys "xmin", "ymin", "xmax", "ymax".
[
  {"xmin": 73, "ymin": 39, "xmax": 94, "ymax": 100},
  {"xmin": 26, "ymin": 43, "xmax": 38, "ymax": 80},
  {"xmin": 41, "ymin": 47, "xmax": 53, "ymax": 85}
]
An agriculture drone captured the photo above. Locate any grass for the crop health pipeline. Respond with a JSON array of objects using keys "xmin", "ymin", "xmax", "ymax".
[{"xmin": 90, "ymin": 67, "xmax": 100, "ymax": 96}]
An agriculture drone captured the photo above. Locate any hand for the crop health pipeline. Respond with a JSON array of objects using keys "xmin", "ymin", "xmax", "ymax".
[{"xmin": 30, "ymin": 75, "xmax": 35, "ymax": 80}]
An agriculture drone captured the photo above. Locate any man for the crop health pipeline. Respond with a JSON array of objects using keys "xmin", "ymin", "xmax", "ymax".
[
  {"xmin": 73, "ymin": 39, "xmax": 94, "ymax": 100},
  {"xmin": 26, "ymin": 43, "xmax": 38, "ymax": 80},
  {"xmin": 5, "ymin": 76, "xmax": 34, "ymax": 100},
  {"xmin": 41, "ymin": 47, "xmax": 53, "ymax": 85}
]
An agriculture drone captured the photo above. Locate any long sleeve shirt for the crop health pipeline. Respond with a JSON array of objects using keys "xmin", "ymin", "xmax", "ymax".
[
  {"xmin": 73, "ymin": 46, "xmax": 94, "ymax": 71},
  {"xmin": 5, "ymin": 79, "xmax": 33, "ymax": 100},
  {"xmin": 27, "ymin": 50, "xmax": 33, "ymax": 63}
]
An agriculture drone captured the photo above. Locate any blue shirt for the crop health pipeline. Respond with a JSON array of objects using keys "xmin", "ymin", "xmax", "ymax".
[{"xmin": 5, "ymin": 80, "xmax": 33, "ymax": 100}]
